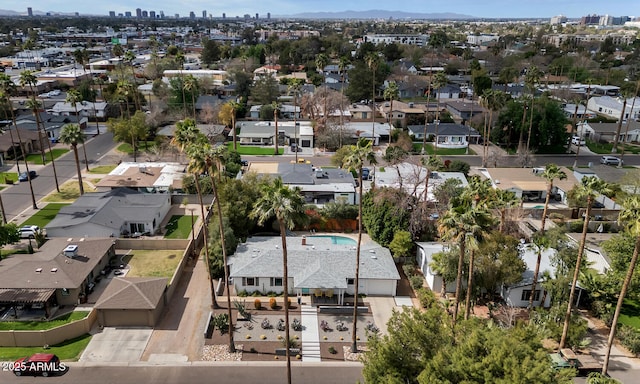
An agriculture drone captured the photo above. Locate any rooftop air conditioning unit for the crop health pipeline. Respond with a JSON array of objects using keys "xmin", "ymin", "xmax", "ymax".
[{"xmin": 64, "ymin": 245, "xmax": 79, "ymax": 258}]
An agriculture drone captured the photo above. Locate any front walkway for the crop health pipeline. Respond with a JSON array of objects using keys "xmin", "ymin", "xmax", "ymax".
[{"xmin": 301, "ymin": 305, "xmax": 321, "ymax": 362}]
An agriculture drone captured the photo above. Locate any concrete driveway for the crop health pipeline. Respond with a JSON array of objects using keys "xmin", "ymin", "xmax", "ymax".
[{"xmin": 79, "ymin": 327, "xmax": 153, "ymax": 363}]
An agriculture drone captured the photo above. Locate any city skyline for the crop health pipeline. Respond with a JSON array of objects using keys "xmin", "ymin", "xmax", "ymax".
[{"xmin": 4, "ymin": 1, "xmax": 640, "ymax": 19}]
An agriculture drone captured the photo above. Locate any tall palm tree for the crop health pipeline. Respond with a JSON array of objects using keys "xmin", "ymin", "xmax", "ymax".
[
  {"xmin": 528, "ymin": 232, "xmax": 550, "ymax": 310},
  {"xmin": 315, "ymin": 53, "xmax": 329, "ymax": 125},
  {"xmin": 480, "ymin": 89, "xmax": 508, "ymax": 167},
  {"xmin": 19, "ymin": 71, "xmax": 47, "ymax": 163},
  {"xmin": 183, "ymin": 75, "xmax": 199, "ymax": 119},
  {"xmin": 66, "ymin": 89, "xmax": 90, "ymax": 172},
  {"xmin": 538, "ymin": 164, "xmax": 567, "ymax": 235},
  {"xmin": 59, "ymin": 124, "xmax": 85, "ymax": 195},
  {"xmin": 227, "ymin": 101, "xmax": 241, "ymax": 151},
  {"xmin": 24, "ymin": 97, "xmax": 61, "ymax": 193},
  {"xmin": 524, "ymin": 65, "xmax": 541, "ymax": 153},
  {"xmin": 338, "ymin": 56, "xmax": 351, "ymax": 147},
  {"xmin": 251, "ymin": 178, "xmax": 305, "ymax": 384},
  {"xmin": 116, "ymin": 79, "xmax": 134, "ymax": 118},
  {"xmin": 287, "ymin": 79, "xmax": 304, "ymax": 162},
  {"xmin": 432, "ymin": 72, "xmax": 448, "ymax": 156},
  {"xmin": 383, "ymin": 81, "xmax": 399, "ymax": 143},
  {"xmin": 185, "ymin": 141, "xmax": 220, "ymax": 311},
  {"xmin": 421, "ymin": 155, "xmax": 443, "ymax": 204},
  {"xmin": 271, "ymin": 101, "xmax": 280, "ymax": 155},
  {"xmin": 123, "ymin": 50, "xmax": 141, "ymax": 111},
  {"xmin": 560, "ymin": 176, "xmax": 613, "ymax": 348},
  {"xmin": 365, "ymin": 52, "xmax": 381, "ymax": 148},
  {"xmin": 190, "ymin": 135, "xmax": 235, "ymax": 353},
  {"xmin": 342, "ymin": 138, "xmax": 376, "ymax": 353},
  {"xmin": 438, "ymin": 194, "xmax": 491, "ymax": 324},
  {"xmin": 0, "ymin": 77, "xmax": 37, "ymax": 210},
  {"xmin": 491, "ymin": 189, "xmax": 520, "ymax": 233},
  {"xmin": 602, "ymin": 195, "xmax": 640, "ymax": 375}
]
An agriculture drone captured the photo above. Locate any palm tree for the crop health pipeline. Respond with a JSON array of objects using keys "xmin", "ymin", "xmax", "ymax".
[
  {"xmin": 491, "ymin": 189, "xmax": 520, "ymax": 234},
  {"xmin": 66, "ymin": 89, "xmax": 90, "ymax": 172},
  {"xmin": 341, "ymin": 138, "xmax": 376, "ymax": 353},
  {"xmin": 23, "ymin": 96, "xmax": 61, "ymax": 193},
  {"xmin": 538, "ymin": 164, "xmax": 567, "ymax": 235},
  {"xmin": 365, "ymin": 52, "xmax": 381, "ymax": 147},
  {"xmin": 171, "ymin": 118, "xmax": 200, "ymax": 162},
  {"xmin": 287, "ymin": 79, "xmax": 304, "ymax": 162},
  {"xmin": 19, "ymin": 71, "xmax": 47, "ymax": 163},
  {"xmin": 59, "ymin": 124, "xmax": 85, "ymax": 195},
  {"xmin": 602, "ymin": 195, "xmax": 640, "ymax": 375},
  {"xmin": 338, "ymin": 56, "xmax": 351, "ymax": 146},
  {"xmin": 383, "ymin": 81, "xmax": 399, "ymax": 143},
  {"xmin": 524, "ymin": 66, "xmax": 541, "ymax": 153},
  {"xmin": 227, "ymin": 101, "xmax": 241, "ymax": 151},
  {"xmin": 315, "ymin": 53, "xmax": 329, "ymax": 125},
  {"xmin": 251, "ymin": 178, "xmax": 305, "ymax": 384},
  {"xmin": 432, "ymin": 72, "xmax": 448, "ymax": 156},
  {"xmin": 183, "ymin": 75, "xmax": 199, "ymax": 119},
  {"xmin": 271, "ymin": 101, "xmax": 280, "ymax": 155},
  {"xmin": 420, "ymin": 155, "xmax": 443, "ymax": 204},
  {"xmin": 0, "ymin": 76, "xmax": 37, "ymax": 210},
  {"xmin": 438, "ymin": 194, "xmax": 492, "ymax": 324},
  {"xmin": 190, "ymin": 135, "xmax": 235, "ymax": 352},
  {"xmin": 560, "ymin": 176, "xmax": 613, "ymax": 348},
  {"xmin": 116, "ymin": 79, "xmax": 134, "ymax": 118},
  {"xmin": 528, "ymin": 232, "xmax": 550, "ymax": 310},
  {"xmin": 480, "ymin": 89, "xmax": 508, "ymax": 167}
]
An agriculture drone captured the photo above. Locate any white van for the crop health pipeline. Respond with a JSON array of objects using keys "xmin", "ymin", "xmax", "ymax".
[{"xmin": 19, "ymin": 225, "xmax": 41, "ymax": 239}]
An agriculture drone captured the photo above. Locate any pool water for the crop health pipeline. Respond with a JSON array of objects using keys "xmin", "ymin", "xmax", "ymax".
[{"xmin": 308, "ymin": 235, "xmax": 357, "ymax": 245}]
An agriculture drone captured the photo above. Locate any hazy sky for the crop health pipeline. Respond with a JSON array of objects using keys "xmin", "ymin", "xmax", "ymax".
[{"xmin": 9, "ymin": 1, "xmax": 640, "ymax": 18}]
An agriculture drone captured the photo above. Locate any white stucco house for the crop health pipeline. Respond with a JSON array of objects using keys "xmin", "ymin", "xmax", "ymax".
[
  {"xmin": 229, "ymin": 236, "xmax": 400, "ymax": 304},
  {"xmin": 415, "ymin": 242, "xmax": 457, "ymax": 295},
  {"xmin": 586, "ymin": 96, "xmax": 640, "ymax": 121}
]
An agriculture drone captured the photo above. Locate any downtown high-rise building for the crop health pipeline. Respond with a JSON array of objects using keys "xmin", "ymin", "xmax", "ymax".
[
  {"xmin": 202, "ymin": 10, "xmax": 207, "ymax": 18},
  {"xmin": 109, "ymin": 11, "xmax": 116, "ymax": 17},
  {"xmin": 136, "ymin": 8, "xmax": 142, "ymax": 18},
  {"xmin": 149, "ymin": 11, "xmax": 156, "ymax": 19},
  {"xmin": 27, "ymin": 7, "xmax": 33, "ymax": 16}
]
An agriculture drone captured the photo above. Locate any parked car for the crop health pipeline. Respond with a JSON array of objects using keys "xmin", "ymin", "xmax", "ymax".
[
  {"xmin": 290, "ymin": 143, "xmax": 302, "ymax": 152},
  {"xmin": 600, "ymin": 156, "xmax": 623, "ymax": 166},
  {"xmin": 13, "ymin": 353, "xmax": 67, "ymax": 376},
  {"xmin": 361, "ymin": 168, "xmax": 371, "ymax": 180},
  {"xmin": 18, "ymin": 170, "xmax": 37, "ymax": 181},
  {"xmin": 571, "ymin": 136, "xmax": 586, "ymax": 146},
  {"xmin": 19, "ymin": 225, "xmax": 41, "ymax": 239}
]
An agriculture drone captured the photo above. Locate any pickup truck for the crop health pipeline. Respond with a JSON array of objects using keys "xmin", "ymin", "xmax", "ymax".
[{"xmin": 549, "ymin": 348, "xmax": 602, "ymax": 375}]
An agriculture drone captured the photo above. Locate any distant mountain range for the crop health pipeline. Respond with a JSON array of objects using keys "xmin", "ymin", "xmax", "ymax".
[
  {"xmin": 0, "ymin": 9, "xmax": 75, "ymax": 16},
  {"xmin": 282, "ymin": 9, "xmax": 476, "ymax": 19}
]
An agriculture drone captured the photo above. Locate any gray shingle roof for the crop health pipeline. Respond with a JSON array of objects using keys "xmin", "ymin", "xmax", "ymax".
[{"xmin": 229, "ymin": 236, "xmax": 400, "ymax": 289}]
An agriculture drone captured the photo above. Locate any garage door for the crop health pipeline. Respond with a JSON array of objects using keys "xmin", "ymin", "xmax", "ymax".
[{"xmin": 101, "ymin": 309, "xmax": 150, "ymax": 327}]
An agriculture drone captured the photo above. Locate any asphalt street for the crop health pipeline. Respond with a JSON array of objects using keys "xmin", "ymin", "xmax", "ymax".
[{"xmin": 1, "ymin": 131, "xmax": 117, "ymax": 222}]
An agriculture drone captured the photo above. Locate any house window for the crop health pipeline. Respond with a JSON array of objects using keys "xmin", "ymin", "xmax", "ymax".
[
  {"xmin": 243, "ymin": 277, "xmax": 259, "ymax": 286},
  {"xmin": 347, "ymin": 278, "xmax": 355, "ymax": 285},
  {"xmin": 521, "ymin": 289, "xmax": 541, "ymax": 302},
  {"xmin": 129, "ymin": 223, "xmax": 145, "ymax": 233},
  {"xmin": 270, "ymin": 277, "xmax": 283, "ymax": 287}
]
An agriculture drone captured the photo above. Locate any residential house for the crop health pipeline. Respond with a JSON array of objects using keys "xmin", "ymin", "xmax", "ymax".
[
  {"xmin": 348, "ymin": 103, "xmax": 374, "ymax": 120},
  {"xmin": 345, "ymin": 121, "xmax": 392, "ymax": 145},
  {"xmin": 375, "ymin": 164, "xmax": 468, "ymax": 202},
  {"xmin": 45, "ymin": 188, "xmax": 172, "ymax": 238},
  {"xmin": 563, "ymin": 103, "xmax": 597, "ymax": 121},
  {"xmin": 444, "ymin": 99, "xmax": 487, "ymax": 123},
  {"xmin": 163, "ymin": 69, "xmax": 227, "ymax": 87},
  {"xmin": 587, "ymin": 96, "xmax": 640, "ymax": 121},
  {"xmin": 236, "ymin": 120, "xmax": 314, "ymax": 148},
  {"xmin": 50, "ymin": 101, "xmax": 108, "ymax": 121},
  {"xmin": 95, "ymin": 162, "xmax": 187, "ymax": 193},
  {"xmin": 0, "ymin": 238, "xmax": 116, "ymax": 318},
  {"xmin": 430, "ymin": 84, "xmax": 461, "ymax": 100},
  {"xmin": 415, "ymin": 242, "xmax": 456, "ymax": 294},
  {"xmin": 577, "ymin": 120, "xmax": 640, "ymax": 143},
  {"xmin": 229, "ymin": 236, "xmax": 400, "ymax": 303},
  {"xmin": 247, "ymin": 162, "xmax": 357, "ymax": 204},
  {"xmin": 0, "ymin": 127, "xmax": 41, "ymax": 166},
  {"xmin": 478, "ymin": 167, "xmax": 579, "ymax": 204},
  {"xmin": 407, "ymin": 122, "xmax": 481, "ymax": 147},
  {"xmin": 249, "ymin": 104, "xmax": 301, "ymax": 120},
  {"xmin": 500, "ymin": 244, "xmax": 556, "ymax": 308},
  {"xmin": 491, "ymin": 83, "xmax": 526, "ymax": 98},
  {"xmin": 157, "ymin": 123, "xmax": 226, "ymax": 143},
  {"xmin": 95, "ymin": 277, "xmax": 168, "ymax": 327},
  {"xmin": 378, "ymin": 100, "xmax": 424, "ymax": 128}
]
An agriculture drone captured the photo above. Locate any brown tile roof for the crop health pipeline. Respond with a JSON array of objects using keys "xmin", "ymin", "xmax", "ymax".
[
  {"xmin": 0, "ymin": 238, "xmax": 114, "ymax": 289},
  {"xmin": 484, "ymin": 167, "xmax": 578, "ymax": 192},
  {"xmin": 94, "ymin": 277, "xmax": 167, "ymax": 310}
]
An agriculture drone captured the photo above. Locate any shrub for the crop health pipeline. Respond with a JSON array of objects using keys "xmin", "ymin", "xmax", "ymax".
[
  {"xmin": 251, "ymin": 291, "xmax": 261, "ymax": 297},
  {"xmin": 287, "ymin": 297, "xmax": 292, "ymax": 309},
  {"xmin": 269, "ymin": 297, "xmax": 277, "ymax": 309},
  {"xmin": 254, "ymin": 299, "xmax": 262, "ymax": 310},
  {"xmin": 617, "ymin": 325, "xmax": 640, "ymax": 356},
  {"xmin": 322, "ymin": 201, "xmax": 359, "ymax": 220},
  {"xmin": 328, "ymin": 346, "xmax": 337, "ymax": 354},
  {"xmin": 416, "ymin": 288, "xmax": 437, "ymax": 309},
  {"xmin": 402, "ymin": 263, "xmax": 416, "ymax": 277},
  {"xmin": 410, "ymin": 275, "xmax": 424, "ymax": 290},
  {"xmin": 238, "ymin": 290, "xmax": 248, "ymax": 297},
  {"xmin": 250, "ymin": 347, "xmax": 257, "ymax": 353},
  {"xmin": 212, "ymin": 313, "xmax": 229, "ymax": 334}
]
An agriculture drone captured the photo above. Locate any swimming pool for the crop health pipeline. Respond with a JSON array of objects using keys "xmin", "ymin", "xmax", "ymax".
[{"xmin": 308, "ymin": 235, "xmax": 357, "ymax": 245}]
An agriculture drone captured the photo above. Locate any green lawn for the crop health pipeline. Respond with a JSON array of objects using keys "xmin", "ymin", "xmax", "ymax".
[
  {"xmin": 26, "ymin": 149, "xmax": 70, "ymax": 164},
  {"xmin": 123, "ymin": 250, "xmax": 183, "ymax": 278},
  {"xmin": 117, "ymin": 141, "xmax": 157, "ymax": 154},
  {"xmin": 226, "ymin": 143, "xmax": 284, "ymax": 155},
  {"xmin": 164, "ymin": 215, "xmax": 196, "ymax": 239},
  {"xmin": 0, "ymin": 334, "xmax": 92, "ymax": 361},
  {"xmin": 619, "ymin": 299, "xmax": 640, "ymax": 330},
  {"xmin": 19, "ymin": 203, "xmax": 70, "ymax": 227},
  {"xmin": 587, "ymin": 140, "xmax": 640, "ymax": 155},
  {"xmin": 0, "ymin": 311, "xmax": 89, "ymax": 331},
  {"xmin": 88, "ymin": 164, "xmax": 118, "ymax": 174},
  {"xmin": 412, "ymin": 143, "xmax": 475, "ymax": 156},
  {"xmin": 42, "ymin": 180, "xmax": 97, "ymax": 203},
  {"xmin": 0, "ymin": 172, "xmax": 18, "ymax": 183}
]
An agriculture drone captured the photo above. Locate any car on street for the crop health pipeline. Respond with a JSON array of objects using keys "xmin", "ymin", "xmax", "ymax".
[
  {"xmin": 600, "ymin": 155, "xmax": 623, "ymax": 166},
  {"xmin": 19, "ymin": 225, "xmax": 42, "ymax": 239},
  {"xmin": 18, "ymin": 170, "xmax": 37, "ymax": 181},
  {"xmin": 13, "ymin": 353, "xmax": 67, "ymax": 376},
  {"xmin": 571, "ymin": 136, "xmax": 586, "ymax": 146}
]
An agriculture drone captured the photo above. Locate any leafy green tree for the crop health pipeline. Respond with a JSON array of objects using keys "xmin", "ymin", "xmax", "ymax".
[
  {"xmin": 538, "ymin": 164, "xmax": 567, "ymax": 235},
  {"xmin": 362, "ymin": 188, "xmax": 411, "ymax": 247},
  {"xmin": 389, "ymin": 230, "xmax": 414, "ymax": 261},
  {"xmin": 251, "ymin": 75, "xmax": 279, "ymax": 106},
  {"xmin": 0, "ymin": 223, "xmax": 19, "ymax": 259},
  {"xmin": 345, "ymin": 58, "xmax": 390, "ymax": 103},
  {"xmin": 200, "ymin": 38, "xmax": 221, "ymax": 65},
  {"xmin": 107, "ymin": 111, "xmax": 148, "ymax": 162},
  {"xmin": 603, "ymin": 196, "xmax": 640, "ymax": 375},
  {"xmin": 474, "ymin": 231, "xmax": 526, "ymax": 297},
  {"xmin": 251, "ymin": 178, "xmax": 306, "ymax": 384}
]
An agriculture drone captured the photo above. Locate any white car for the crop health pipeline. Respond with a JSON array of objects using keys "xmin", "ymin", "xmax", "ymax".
[
  {"xmin": 600, "ymin": 156, "xmax": 623, "ymax": 166},
  {"xmin": 571, "ymin": 136, "xmax": 586, "ymax": 146},
  {"xmin": 19, "ymin": 225, "xmax": 41, "ymax": 239}
]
